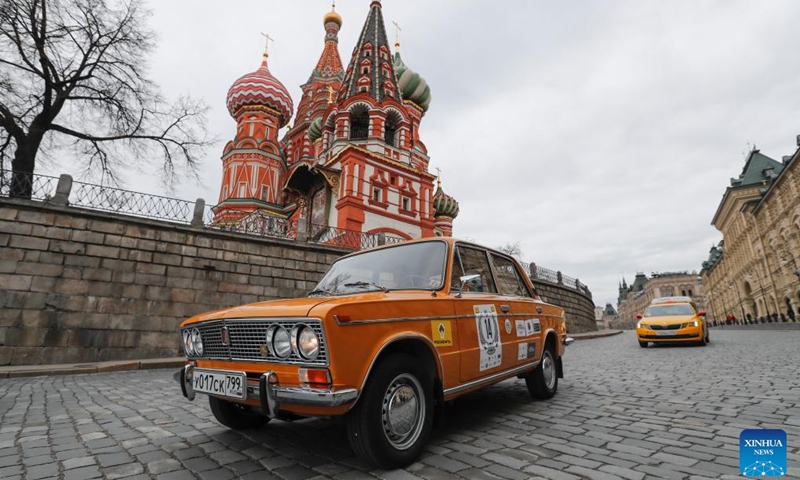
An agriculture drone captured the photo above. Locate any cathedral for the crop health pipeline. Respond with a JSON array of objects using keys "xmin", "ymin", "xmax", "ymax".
[{"xmin": 213, "ymin": 1, "xmax": 459, "ymax": 242}]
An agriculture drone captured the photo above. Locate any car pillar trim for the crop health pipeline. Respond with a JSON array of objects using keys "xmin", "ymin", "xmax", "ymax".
[{"xmin": 443, "ymin": 361, "xmax": 540, "ymax": 397}]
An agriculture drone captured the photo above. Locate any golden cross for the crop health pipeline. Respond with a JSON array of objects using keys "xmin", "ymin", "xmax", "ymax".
[
  {"xmin": 435, "ymin": 167, "xmax": 441, "ymax": 187},
  {"xmin": 331, "ymin": 0, "xmax": 336, "ymax": 11},
  {"xmin": 260, "ymin": 32, "xmax": 274, "ymax": 57},
  {"xmin": 392, "ymin": 21, "xmax": 402, "ymax": 49},
  {"xmin": 327, "ymin": 86, "xmax": 335, "ymax": 104}
]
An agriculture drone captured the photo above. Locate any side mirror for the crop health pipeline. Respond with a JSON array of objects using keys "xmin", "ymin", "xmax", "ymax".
[
  {"xmin": 698, "ymin": 310, "xmax": 707, "ymax": 316},
  {"xmin": 635, "ymin": 313, "xmax": 643, "ymax": 320},
  {"xmin": 456, "ymin": 274, "xmax": 480, "ymax": 298}
]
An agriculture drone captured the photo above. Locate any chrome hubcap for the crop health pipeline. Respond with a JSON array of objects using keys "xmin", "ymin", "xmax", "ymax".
[
  {"xmin": 542, "ymin": 352, "xmax": 556, "ymax": 390},
  {"xmin": 381, "ymin": 374, "xmax": 424, "ymax": 450}
]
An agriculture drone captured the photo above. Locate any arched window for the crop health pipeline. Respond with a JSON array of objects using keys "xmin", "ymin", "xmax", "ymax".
[
  {"xmin": 384, "ymin": 111, "xmax": 402, "ymax": 147},
  {"xmin": 350, "ymin": 105, "xmax": 369, "ymax": 140}
]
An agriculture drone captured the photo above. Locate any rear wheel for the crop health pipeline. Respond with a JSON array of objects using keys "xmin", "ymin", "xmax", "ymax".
[
  {"xmin": 346, "ymin": 354, "xmax": 434, "ymax": 469},
  {"xmin": 526, "ymin": 345, "xmax": 558, "ymax": 399},
  {"xmin": 208, "ymin": 396, "xmax": 269, "ymax": 430}
]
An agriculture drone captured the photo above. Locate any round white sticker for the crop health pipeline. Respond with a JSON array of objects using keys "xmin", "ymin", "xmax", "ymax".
[{"xmin": 505, "ymin": 319, "xmax": 512, "ymax": 334}]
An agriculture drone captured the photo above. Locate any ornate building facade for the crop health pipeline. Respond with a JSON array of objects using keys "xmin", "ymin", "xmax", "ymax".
[
  {"xmin": 616, "ymin": 272, "xmax": 705, "ymax": 323},
  {"xmin": 213, "ymin": 1, "xmax": 459, "ymax": 241},
  {"xmin": 701, "ymin": 142, "xmax": 800, "ymax": 324}
]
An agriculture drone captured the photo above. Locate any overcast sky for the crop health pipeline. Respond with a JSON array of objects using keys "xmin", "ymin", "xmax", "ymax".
[{"xmin": 40, "ymin": 0, "xmax": 800, "ymax": 308}]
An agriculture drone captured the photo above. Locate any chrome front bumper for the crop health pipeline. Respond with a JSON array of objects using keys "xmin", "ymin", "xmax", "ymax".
[{"xmin": 176, "ymin": 364, "xmax": 358, "ymax": 417}]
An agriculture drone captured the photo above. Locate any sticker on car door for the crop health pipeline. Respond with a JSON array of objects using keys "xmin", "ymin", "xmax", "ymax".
[{"xmin": 474, "ymin": 304, "xmax": 501, "ymax": 371}]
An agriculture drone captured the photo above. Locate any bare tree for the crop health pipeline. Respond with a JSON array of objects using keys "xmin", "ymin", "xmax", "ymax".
[
  {"xmin": 0, "ymin": 0, "xmax": 212, "ymax": 198},
  {"xmin": 497, "ymin": 241, "xmax": 523, "ymax": 261}
]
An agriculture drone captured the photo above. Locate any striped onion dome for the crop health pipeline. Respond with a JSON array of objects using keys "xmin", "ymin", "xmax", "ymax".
[
  {"xmin": 432, "ymin": 183, "xmax": 459, "ymax": 218},
  {"xmin": 308, "ymin": 116, "xmax": 323, "ymax": 142},
  {"xmin": 226, "ymin": 55, "xmax": 294, "ymax": 127},
  {"xmin": 393, "ymin": 51, "xmax": 431, "ymax": 112}
]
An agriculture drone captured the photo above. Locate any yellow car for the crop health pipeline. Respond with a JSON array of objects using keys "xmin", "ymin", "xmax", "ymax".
[{"xmin": 635, "ymin": 296, "xmax": 709, "ymax": 348}]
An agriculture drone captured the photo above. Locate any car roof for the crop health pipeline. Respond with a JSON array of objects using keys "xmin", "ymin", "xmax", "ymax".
[{"xmin": 650, "ymin": 296, "xmax": 693, "ymax": 305}]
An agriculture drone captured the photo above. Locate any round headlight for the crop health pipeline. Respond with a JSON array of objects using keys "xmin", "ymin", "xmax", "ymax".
[
  {"xmin": 191, "ymin": 328, "xmax": 203, "ymax": 356},
  {"xmin": 269, "ymin": 325, "xmax": 292, "ymax": 358},
  {"xmin": 182, "ymin": 330, "xmax": 194, "ymax": 356},
  {"xmin": 295, "ymin": 325, "xmax": 319, "ymax": 360}
]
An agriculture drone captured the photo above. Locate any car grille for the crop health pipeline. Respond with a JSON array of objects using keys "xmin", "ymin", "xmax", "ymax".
[
  {"xmin": 648, "ymin": 323, "xmax": 686, "ymax": 330},
  {"xmin": 185, "ymin": 318, "xmax": 328, "ymax": 366},
  {"xmin": 641, "ymin": 333, "xmax": 698, "ymax": 339}
]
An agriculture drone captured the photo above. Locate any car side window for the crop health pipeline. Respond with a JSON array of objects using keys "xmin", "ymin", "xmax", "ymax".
[
  {"xmin": 490, "ymin": 254, "xmax": 532, "ymax": 298},
  {"xmin": 450, "ymin": 246, "xmax": 497, "ymax": 294}
]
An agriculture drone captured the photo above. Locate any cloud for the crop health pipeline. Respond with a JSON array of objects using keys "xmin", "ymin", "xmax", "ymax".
[{"xmin": 40, "ymin": 0, "xmax": 800, "ymax": 308}]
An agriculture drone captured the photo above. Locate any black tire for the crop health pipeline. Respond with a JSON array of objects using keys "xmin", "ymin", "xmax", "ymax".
[
  {"xmin": 526, "ymin": 345, "xmax": 558, "ymax": 399},
  {"xmin": 697, "ymin": 329, "xmax": 707, "ymax": 347},
  {"xmin": 345, "ymin": 354, "xmax": 434, "ymax": 469},
  {"xmin": 639, "ymin": 341, "xmax": 648, "ymax": 348},
  {"xmin": 705, "ymin": 328, "xmax": 710, "ymax": 343},
  {"xmin": 208, "ymin": 396, "xmax": 270, "ymax": 430}
]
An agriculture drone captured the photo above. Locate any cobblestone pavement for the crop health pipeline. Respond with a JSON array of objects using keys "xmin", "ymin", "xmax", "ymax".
[{"xmin": 1, "ymin": 330, "xmax": 799, "ymax": 480}]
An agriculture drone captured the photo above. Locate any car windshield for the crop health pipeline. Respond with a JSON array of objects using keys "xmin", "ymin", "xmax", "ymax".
[
  {"xmin": 644, "ymin": 304, "xmax": 695, "ymax": 317},
  {"xmin": 310, "ymin": 241, "xmax": 447, "ymax": 295}
]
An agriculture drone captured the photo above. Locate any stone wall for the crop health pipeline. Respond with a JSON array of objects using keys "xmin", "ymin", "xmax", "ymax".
[
  {"xmin": 0, "ymin": 198, "xmax": 347, "ymax": 366},
  {"xmin": 534, "ymin": 281, "xmax": 597, "ymax": 334},
  {"xmin": 1, "ymin": 197, "xmax": 597, "ymax": 365}
]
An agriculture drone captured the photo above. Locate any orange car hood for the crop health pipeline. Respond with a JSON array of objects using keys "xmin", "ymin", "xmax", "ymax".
[
  {"xmin": 183, "ymin": 297, "xmax": 331, "ymax": 324},
  {"xmin": 642, "ymin": 314, "xmax": 696, "ymax": 325}
]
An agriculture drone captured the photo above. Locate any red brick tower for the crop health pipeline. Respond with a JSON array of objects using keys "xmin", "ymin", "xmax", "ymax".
[{"xmin": 214, "ymin": 49, "xmax": 294, "ymax": 223}]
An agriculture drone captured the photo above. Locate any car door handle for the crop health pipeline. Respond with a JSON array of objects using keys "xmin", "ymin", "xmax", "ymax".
[{"xmin": 500, "ymin": 304, "xmax": 511, "ymax": 313}]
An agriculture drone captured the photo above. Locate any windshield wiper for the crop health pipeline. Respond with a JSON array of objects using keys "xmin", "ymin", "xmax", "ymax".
[
  {"xmin": 307, "ymin": 288, "xmax": 334, "ymax": 297},
  {"xmin": 342, "ymin": 281, "xmax": 388, "ymax": 292}
]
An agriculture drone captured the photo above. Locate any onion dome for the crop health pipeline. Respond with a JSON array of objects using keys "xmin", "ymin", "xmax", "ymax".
[
  {"xmin": 226, "ymin": 55, "xmax": 294, "ymax": 127},
  {"xmin": 308, "ymin": 116, "xmax": 323, "ymax": 142},
  {"xmin": 323, "ymin": 8, "xmax": 342, "ymax": 28},
  {"xmin": 432, "ymin": 183, "xmax": 459, "ymax": 218},
  {"xmin": 393, "ymin": 51, "xmax": 431, "ymax": 111}
]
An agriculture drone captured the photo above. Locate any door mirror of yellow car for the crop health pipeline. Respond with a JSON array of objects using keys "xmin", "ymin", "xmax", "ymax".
[
  {"xmin": 635, "ymin": 313, "xmax": 643, "ymax": 320},
  {"xmin": 698, "ymin": 310, "xmax": 707, "ymax": 316}
]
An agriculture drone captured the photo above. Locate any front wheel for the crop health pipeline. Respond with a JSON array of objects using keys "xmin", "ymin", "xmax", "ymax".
[
  {"xmin": 526, "ymin": 346, "xmax": 558, "ymax": 399},
  {"xmin": 208, "ymin": 396, "xmax": 270, "ymax": 430},
  {"xmin": 638, "ymin": 340, "xmax": 648, "ymax": 348},
  {"xmin": 346, "ymin": 354, "xmax": 434, "ymax": 469}
]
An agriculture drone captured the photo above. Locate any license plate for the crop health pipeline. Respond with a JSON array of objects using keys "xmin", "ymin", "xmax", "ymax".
[
  {"xmin": 656, "ymin": 331, "xmax": 677, "ymax": 336},
  {"xmin": 192, "ymin": 369, "xmax": 247, "ymax": 400}
]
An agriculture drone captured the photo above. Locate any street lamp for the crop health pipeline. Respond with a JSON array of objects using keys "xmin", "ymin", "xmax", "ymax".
[
  {"xmin": 779, "ymin": 251, "xmax": 800, "ymax": 280},
  {"xmin": 746, "ymin": 271, "xmax": 768, "ymax": 322},
  {"xmin": 729, "ymin": 281, "xmax": 746, "ymax": 325}
]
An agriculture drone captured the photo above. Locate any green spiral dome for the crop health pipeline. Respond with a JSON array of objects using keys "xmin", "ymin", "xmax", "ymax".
[
  {"xmin": 308, "ymin": 116, "xmax": 323, "ymax": 142},
  {"xmin": 393, "ymin": 51, "xmax": 431, "ymax": 112},
  {"xmin": 432, "ymin": 184, "xmax": 459, "ymax": 218}
]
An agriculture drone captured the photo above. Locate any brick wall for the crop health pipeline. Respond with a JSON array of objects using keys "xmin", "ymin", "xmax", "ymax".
[
  {"xmin": 0, "ymin": 199, "xmax": 348, "ymax": 366},
  {"xmin": 534, "ymin": 281, "xmax": 597, "ymax": 334},
  {"xmin": 0, "ymin": 198, "xmax": 597, "ymax": 365}
]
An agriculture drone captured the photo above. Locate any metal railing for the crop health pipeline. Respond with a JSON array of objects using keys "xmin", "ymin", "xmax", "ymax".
[
  {"xmin": 69, "ymin": 180, "xmax": 195, "ymax": 224},
  {"xmin": 206, "ymin": 208, "xmax": 297, "ymax": 240},
  {"xmin": 0, "ymin": 170, "xmax": 59, "ymax": 201},
  {"xmin": 310, "ymin": 224, "xmax": 381, "ymax": 250},
  {"xmin": 1, "ymin": 170, "xmax": 589, "ymax": 295},
  {"xmin": 520, "ymin": 260, "xmax": 590, "ymax": 296}
]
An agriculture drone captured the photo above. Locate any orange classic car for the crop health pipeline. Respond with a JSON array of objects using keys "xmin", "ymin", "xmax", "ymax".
[{"xmin": 176, "ymin": 237, "xmax": 573, "ymax": 468}]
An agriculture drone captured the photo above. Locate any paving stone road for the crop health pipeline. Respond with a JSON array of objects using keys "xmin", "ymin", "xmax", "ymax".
[{"xmin": 1, "ymin": 329, "xmax": 799, "ymax": 480}]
